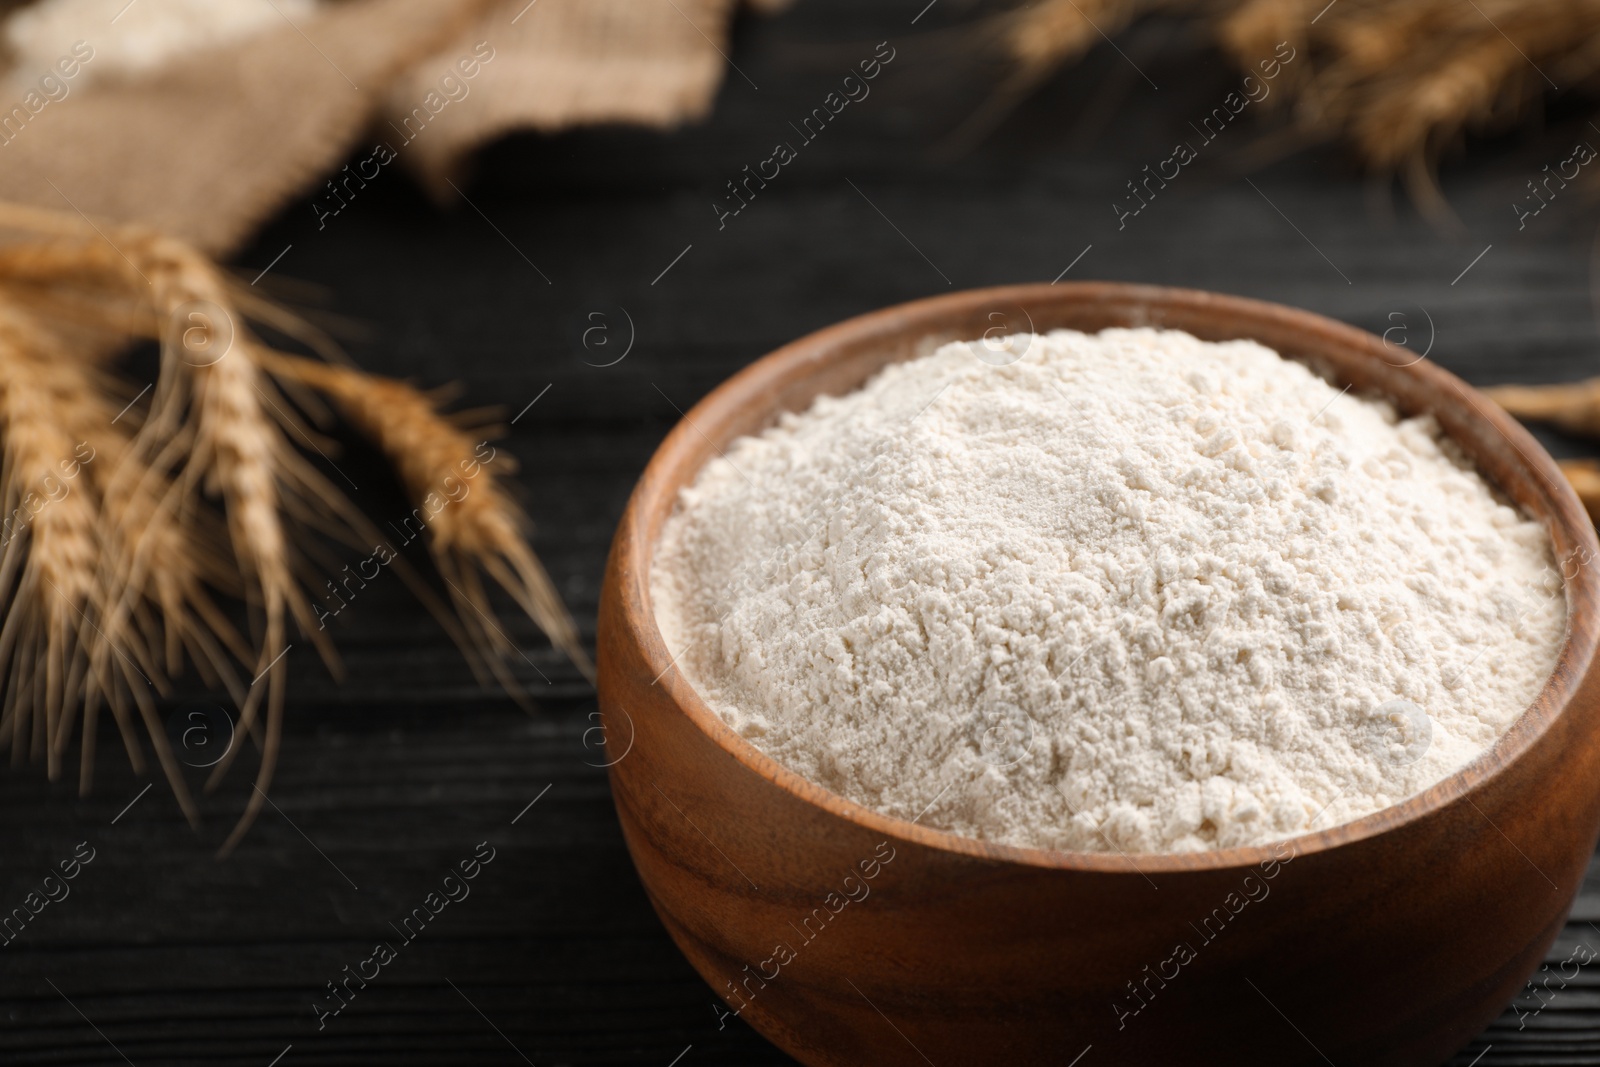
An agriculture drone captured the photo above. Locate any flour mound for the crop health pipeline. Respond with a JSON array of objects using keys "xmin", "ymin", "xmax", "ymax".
[{"xmin": 650, "ymin": 329, "xmax": 1566, "ymax": 853}]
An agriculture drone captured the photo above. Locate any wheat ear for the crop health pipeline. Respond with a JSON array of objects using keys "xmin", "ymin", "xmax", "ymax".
[
  {"xmin": 1559, "ymin": 459, "xmax": 1600, "ymax": 526},
  {"xmin": 258, "ymin": 351, "xmax": 594, "ymax": 687},
  {"xmin": 1483, "ymin": 378, "xmax": 1600, "ymax": 436},
  {"xmin": 0, "ymin": 300, "xmax": 210, "ymax": 822},
  {"xmin": 0, "ymin": 203, "xmax": 589, "ymax": 852},
  {"xmin": 0, "ymin": 222, "xmax": 347, "ymax": 852}
]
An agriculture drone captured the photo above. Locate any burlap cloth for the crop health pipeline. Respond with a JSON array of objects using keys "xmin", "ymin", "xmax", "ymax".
[{"xmin": 0, "ymin": 0, "xmax": 765, "ymax": 255}]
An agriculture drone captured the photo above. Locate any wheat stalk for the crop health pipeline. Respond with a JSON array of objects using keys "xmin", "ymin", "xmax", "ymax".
[
  {"xmin": 15, "ymin": 227, "xmax": 337, "ymax": 854},
  {"xmin": 0, "ymin": 202, "xmax": 590, "ymax": 853},
  {"xmin": 0, "ymin": 299, "xmax": 208, "ymax": 823},
  {"xmin": 1560, "ymin": 459, "xmax": 1600, "ymax": 525},
  {"xmin": 1484, "ymin": 377, "xmax": 1600, "ymax": 435},
  {"xmin": 256, "ymin": 352, "xmax": 594, "ymax": 689},
  {"xmin": 988, "ymin": 0, "xmax": 1600, "ymax": 219}
]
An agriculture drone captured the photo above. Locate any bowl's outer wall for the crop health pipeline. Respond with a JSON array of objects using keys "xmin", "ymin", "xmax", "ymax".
[{"xmin": 597, "ymin": 284, "xmax": 1600, "ymax": 1067}]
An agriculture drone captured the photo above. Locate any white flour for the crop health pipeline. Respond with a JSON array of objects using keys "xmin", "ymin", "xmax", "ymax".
[{"xmin": 650, "ymin": 329, "xmax": 1567, "ymax": 853}]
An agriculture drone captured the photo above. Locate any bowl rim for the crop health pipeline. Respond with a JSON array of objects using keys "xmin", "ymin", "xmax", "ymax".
[{"xmin": 614, "ymin": 281, "xmax": 1600, "ymax": 874}]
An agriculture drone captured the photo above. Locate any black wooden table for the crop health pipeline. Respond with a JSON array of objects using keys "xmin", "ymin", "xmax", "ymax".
[{"xmin": 5, "ymin": 3, "xmax": 1600, "ymax": 1063}]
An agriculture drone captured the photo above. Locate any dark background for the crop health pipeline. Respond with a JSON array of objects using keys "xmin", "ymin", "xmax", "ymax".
[{"xmin": 5, "ymin": 2, "xmax": 1600, "ymax": 1063}]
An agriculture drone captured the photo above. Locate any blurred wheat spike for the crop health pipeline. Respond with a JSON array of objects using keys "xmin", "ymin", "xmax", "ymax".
[
  {"xmin": 0, "ymin": 202, "xmax": 591, "ymax": 854},
  {"xmin": 990, "ymin": 0, "xmax": 1600, "ymax": 221}
]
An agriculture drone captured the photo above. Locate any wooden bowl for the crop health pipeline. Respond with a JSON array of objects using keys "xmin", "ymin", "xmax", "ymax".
[{"xmin": 597, "ymin": 283, "xmax": 1600, "ymax": 1067}]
